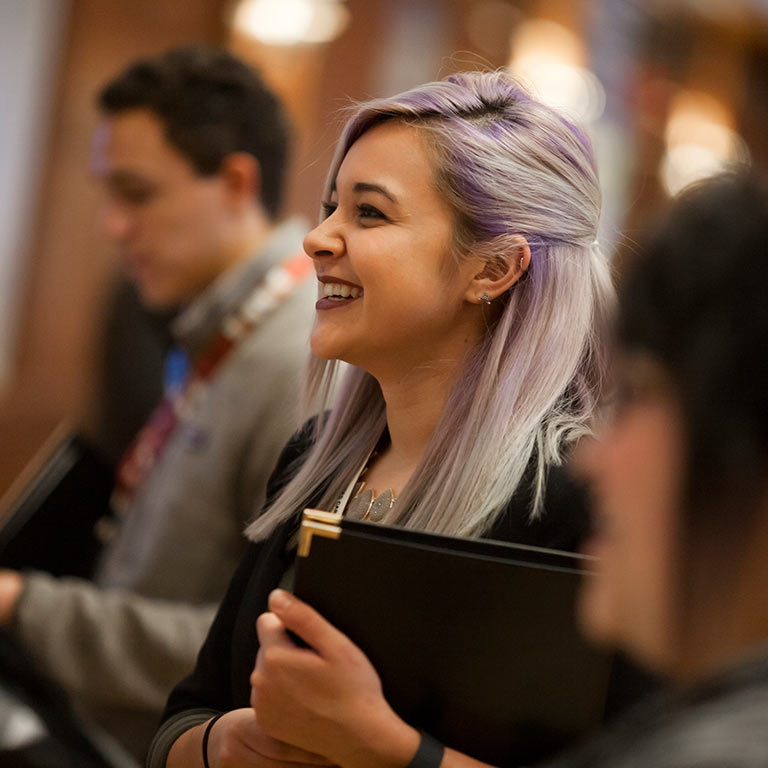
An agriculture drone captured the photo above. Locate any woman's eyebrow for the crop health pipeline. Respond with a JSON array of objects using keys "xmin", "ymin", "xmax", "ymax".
[{"xmin": 353, "ymin": 182, "xmax": 398, "ymax": 203}]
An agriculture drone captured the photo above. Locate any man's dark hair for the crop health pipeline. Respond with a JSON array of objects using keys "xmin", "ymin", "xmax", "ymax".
[
  {"xmin": 619, "ymin": 170, "xmax": 768, "ymax": 603},
  {"xmin": 98, "ymin": 45, "xmax": 291, "ymax": 219}
]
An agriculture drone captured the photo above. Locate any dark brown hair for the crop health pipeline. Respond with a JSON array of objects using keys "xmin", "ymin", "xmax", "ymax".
[
  {"xmin": 99, "ymin": 45, "xmax": 291, "ymax": 219},
  {"xmin": 620, "ymin": 171, "xmax": 768, "ymax": 665}
]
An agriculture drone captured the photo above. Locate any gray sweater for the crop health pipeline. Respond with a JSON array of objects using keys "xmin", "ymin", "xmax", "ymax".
[
  {"xmin": 546, "ymin": 647, "xmax": 768, "ymax": 768},
  {"xmin": 12, "ymin": 220, "xmax": 316, "ymax": 760}
]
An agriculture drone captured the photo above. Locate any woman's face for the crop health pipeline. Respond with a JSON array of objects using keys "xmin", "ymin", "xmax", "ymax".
[
  {"xmin": 304, "ymin": 120, "xmax": 485, "ymax": 378},
  {"xmin": 577, "ymin": 356, "xmax": 683, "ymax": 674}
]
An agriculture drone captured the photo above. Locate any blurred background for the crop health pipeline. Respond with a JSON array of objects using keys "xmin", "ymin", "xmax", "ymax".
[{"xmin": 1, "ymin": 0, "xmax": 767, "ymax": 494}]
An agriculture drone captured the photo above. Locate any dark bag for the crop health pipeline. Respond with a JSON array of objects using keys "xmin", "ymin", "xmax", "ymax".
[{"xmin": 0, "ymin": 433, "xmax": 114, "ymax": 579}]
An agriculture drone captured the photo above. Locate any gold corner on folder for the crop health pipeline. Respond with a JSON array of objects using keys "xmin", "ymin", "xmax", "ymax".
[
  {"xmin": 302, "ymin": 508, "xmax": 343, "ymax": 525},
  {"xmin": 297, "ymin": 508, "xmax": 342, "ymax": 557}
]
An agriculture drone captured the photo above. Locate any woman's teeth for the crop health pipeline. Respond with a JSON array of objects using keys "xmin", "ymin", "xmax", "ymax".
[{"xmin": 321, "ymin": 283, "xmax": 362, "ymax": 299}]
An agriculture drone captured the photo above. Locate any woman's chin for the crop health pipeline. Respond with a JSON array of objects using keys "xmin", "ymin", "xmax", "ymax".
[
  {"xmin": 309, "ymin": 328, "xmax": 342, "ymax": 360},
  {"xmin": 309, "ymin": 338, "xmax": 352, "ymax": 365},
  {"xmin": 310, "ymin": 348, "xmax": 338, "ymax": 361},
  {"xmin": 310, "ymin": 329, "xmax": 363, "ymax": 366}
]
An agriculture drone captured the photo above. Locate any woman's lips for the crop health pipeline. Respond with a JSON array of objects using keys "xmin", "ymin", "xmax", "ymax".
[
  {"xmin": 316, "ymin": 275, "xmax": 361, "ymax": 288},
  {"xmin": 315, "ymin": 277, "xmax": 363, "ymax": 310},
  {"xmin": 315, "ymin": 295, "xmax": 361, "ymax": 310}
]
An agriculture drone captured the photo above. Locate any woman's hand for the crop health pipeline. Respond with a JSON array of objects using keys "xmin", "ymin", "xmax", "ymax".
[
  {"xmin": 168, "ymin": 708, "xmax": 333, "ymax": 768},
  {"xmin": 250, "ymin": 589, "xmax": 420, "ymax": 768}
]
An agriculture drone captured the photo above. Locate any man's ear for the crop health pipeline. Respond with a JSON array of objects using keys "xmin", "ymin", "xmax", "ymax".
[
  {"xmin": 220, "ymin": 152, "xmax": 262, "ymax": 208},
  {"xmin": 465, "ymin": 234, "xmax": 531, "ymax": 304}
]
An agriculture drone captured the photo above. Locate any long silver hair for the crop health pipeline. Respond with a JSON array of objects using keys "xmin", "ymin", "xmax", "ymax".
[{"xmin": 246, "ymin": 70, "xmax": 614, "ymax": 542}]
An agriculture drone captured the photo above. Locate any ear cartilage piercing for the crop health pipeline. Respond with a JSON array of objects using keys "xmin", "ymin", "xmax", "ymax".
[{"xmin": 480, "ymin": 293, "xmax": 492, "ymax": 305}]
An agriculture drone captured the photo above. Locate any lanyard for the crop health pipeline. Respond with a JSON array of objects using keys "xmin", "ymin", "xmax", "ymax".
[{"xmin": 112, "ymin": 253, "xmax": 312, "ymax": 513}]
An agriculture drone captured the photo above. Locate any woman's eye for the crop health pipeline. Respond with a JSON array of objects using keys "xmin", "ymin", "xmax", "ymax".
[
  {"xmin": 357, "ymin": 203, "xmax": 386, "ymax": 221},
  {"xmin": 321, "ymin": 201, "xmax": 338, "ymax": 219}
]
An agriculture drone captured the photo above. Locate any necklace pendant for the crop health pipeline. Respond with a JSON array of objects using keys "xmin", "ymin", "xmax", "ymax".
[
  {"xmin": 346, "ymin": 488, "xmax": 374, "ymax": 521},
  {"xmin": 369, "ymin": 488, "xmax": 396, "ymax": 521}
]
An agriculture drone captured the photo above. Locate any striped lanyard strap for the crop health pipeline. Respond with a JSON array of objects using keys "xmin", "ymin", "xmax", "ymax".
[{"xmin": 112, "ymin": 253, "xmax": 312, "ymax": 512}]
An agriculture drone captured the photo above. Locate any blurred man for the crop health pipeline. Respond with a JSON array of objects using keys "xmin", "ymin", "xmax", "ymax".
[{"xmin": 0, "ymin": 45, "xmax": 314, "ymax": 759}]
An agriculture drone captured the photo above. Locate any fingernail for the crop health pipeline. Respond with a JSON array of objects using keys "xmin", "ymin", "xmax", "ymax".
[{"xmin": 269, "ymin": 589, "xmax": 290, "ymax": 611}]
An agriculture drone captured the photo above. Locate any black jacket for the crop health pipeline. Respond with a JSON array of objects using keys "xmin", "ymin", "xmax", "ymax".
[{"xmin": 162, "ymin": 421, "xmax": 593, "ymax": 721}]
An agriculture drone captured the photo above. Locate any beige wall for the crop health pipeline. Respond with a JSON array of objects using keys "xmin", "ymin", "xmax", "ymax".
[{"xmin": 0, "ymin": 0, "xmax": 228, "ymax": 492}]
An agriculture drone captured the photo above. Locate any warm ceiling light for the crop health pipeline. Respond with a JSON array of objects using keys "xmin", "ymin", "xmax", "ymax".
[
  {"xmin": 512, "ymin": 18, "xmax": 583, "ymax": 67},
  {"xmin": 660, "ymin": 90, "xmax": 749, "ymax": 196},
  {"xmin": 508, "ymin": 19, "xmax": 605, "ymax": 124},
  {"xmin": 232, "ymin": 0, "xmax": 350, "ymax": 46}
]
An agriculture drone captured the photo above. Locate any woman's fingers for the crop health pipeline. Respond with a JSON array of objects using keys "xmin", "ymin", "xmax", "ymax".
[
  {"xmin": 267, "ymin": 589, "xmax": 350, "ymax": 659},
  {"xmin": 250, "ymin": 590, "xmax": 393, "ymax": 764},
  {"xmin": 256, "ymin": 610, "xmax": 297, "ymax": 650}
]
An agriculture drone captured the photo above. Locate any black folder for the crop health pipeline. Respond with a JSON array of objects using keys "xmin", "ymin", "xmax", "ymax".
[
  {"xmin": 0, "ymin": 429, "xmax": 114, "ymax": 579},
  {"xmin": 293, "ymin": 510, "xmax": 612, "ymax": 767}
]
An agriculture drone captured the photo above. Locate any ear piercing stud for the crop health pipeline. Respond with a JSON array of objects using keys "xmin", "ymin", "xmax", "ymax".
[{"xmin": 480, "ymin": 293, "xmax": 492, "ymax": 305}]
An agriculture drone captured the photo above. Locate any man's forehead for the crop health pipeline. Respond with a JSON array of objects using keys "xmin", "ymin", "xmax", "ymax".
[{"xmin": 90, "ymin": 110, "xmax": 186, "ymax": 179}]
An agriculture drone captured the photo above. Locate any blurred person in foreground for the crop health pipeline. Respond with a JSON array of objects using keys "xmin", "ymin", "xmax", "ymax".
[
  {"xmin": 544, "ymin": 171, "xmax": 768, "ymax": 767},
  {"xmin": 148, "ymin": 70, "xmax": 617, "ymax": 768},
  {"xmin": 0, "ymin": 44, "xmax": 315, "ymax": 760},
  {"xmin": 222, "ymin": 172, "xmax": 768, "ymax": 768}
]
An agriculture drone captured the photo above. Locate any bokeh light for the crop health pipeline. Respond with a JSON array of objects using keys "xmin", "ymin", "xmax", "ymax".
[
  {"xmin": 232, "ymin": 0, "xmax": 350, "ymax": 46},
  {"xmin": 660, "ymin": 90, "xmax": 750, "ymax": 196},
  {"xmin": 508, "ymin": 18, "xmax": 606, "ymax": 125}
]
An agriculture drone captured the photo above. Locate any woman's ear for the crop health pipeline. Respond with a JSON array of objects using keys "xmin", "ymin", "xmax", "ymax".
[{"xmin": 465, "ymin": 235, "xmax": 531, "ymax": 305}]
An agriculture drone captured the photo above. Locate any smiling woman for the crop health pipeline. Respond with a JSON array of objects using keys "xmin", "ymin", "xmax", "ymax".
[
  {"xmin": 307, "ymin": 121, "xmax": 474, "ymax": 379},
  {"xmin": 147, "ymin": 70, "xmax": 616, "ymax": 768},
  {"xmin": 243, "ymin": 72, "xmax": 614, "ymax": 544}
]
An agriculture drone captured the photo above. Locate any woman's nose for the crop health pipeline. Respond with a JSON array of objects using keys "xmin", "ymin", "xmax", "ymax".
[{"xmin": 303, "ymin": 216, "xmax": 343, "ymax": 262}]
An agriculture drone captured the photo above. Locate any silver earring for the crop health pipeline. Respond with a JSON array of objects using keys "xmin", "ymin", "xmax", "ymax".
[
  {"xmin": 520, "ymin": 256, "xmax": 525, "ymax": 269},
  {"xmin": 480, "ymin": 293, "xmax": 492, "ymax": 305}
]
